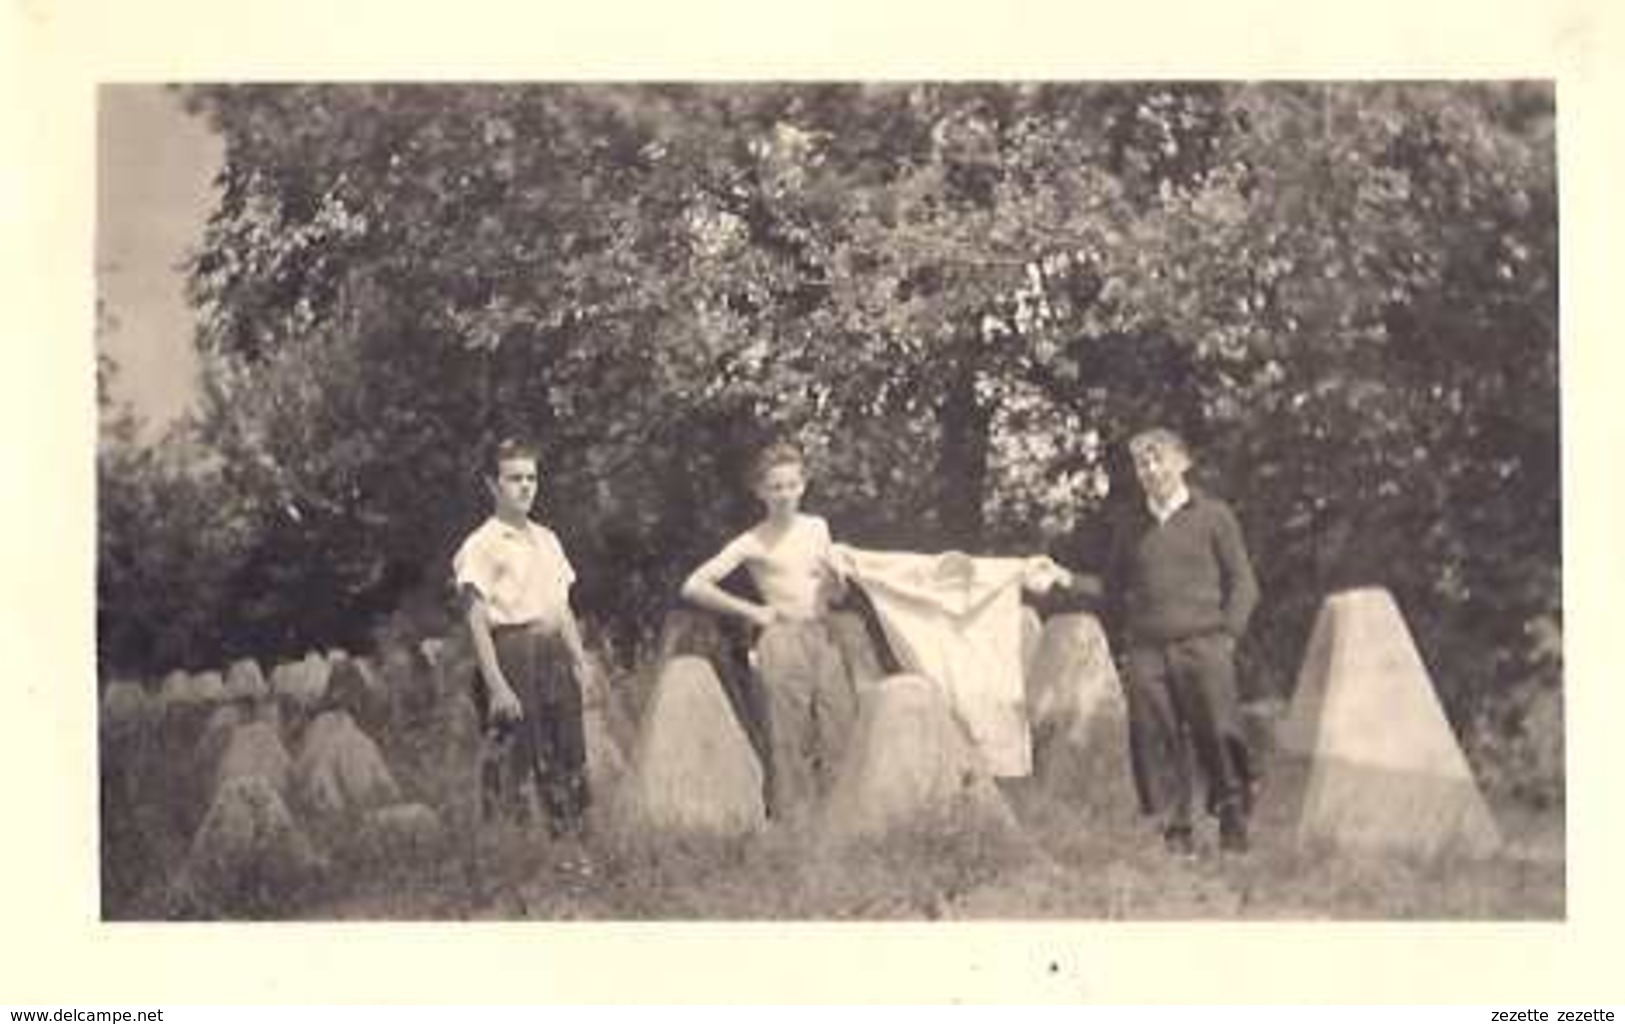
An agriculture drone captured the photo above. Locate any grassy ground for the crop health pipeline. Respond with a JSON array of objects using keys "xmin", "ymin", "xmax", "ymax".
[
  {"xmin": 101, "ymin": 674, "xmax": 1564, "ymax": 922},
  {"xmin": 286, "ymin": 759, "xmax": 1562, "ymax": 922}
]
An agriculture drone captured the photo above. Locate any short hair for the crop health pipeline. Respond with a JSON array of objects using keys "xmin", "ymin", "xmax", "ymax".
[
  {"xmin": 1128, "ymin": 428, "xmax": 1191, "ymax": 463},
  {"xmin": 752, "ymin": 441, "xmax": 806, "ymax": 484},
  {"xmin": 486, "ymin": 436, "xmax": 540, "ymax": 478}
]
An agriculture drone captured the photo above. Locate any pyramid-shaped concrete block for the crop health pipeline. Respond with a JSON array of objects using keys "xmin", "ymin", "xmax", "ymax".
[
  {"xmin": 1026, "ymin": 613, "xmax": 1125, "ymax": 744},
  {"xmin": 584, "ymin": 701, "xmax": 628, "ymax": 795},
  {"xmin": 820, "ymin": 673, "xmax": 1019, "ymax": 846},
  {"xmin": 301, "ymin": 652, "xmax": 333, "ymax": 699},
  {"xmin": 1023, "ymin": 614, "xmax": 1135, "ymax": 813},
  {"xmin": 182, "ymin": 775, "xmax": 326, "ymax": 905},
  {"xmin": 271, "ymin": 656, "xmax": 329, "ymax": 710},
  {"xmin": 160, "ymin": 669, "xmax": 225, "ymax": 706},
  {"xmin": 293, "ymin": 710, "xmax": 402, "ymax": 820},
  {"xmin": 325, "ymin": 654, "xmax": 391, "ymax": 730},
  {"xmin": 193, "ymin": 703, "xmax": 247, "ymax": 779},
  {"xmin": 1283, "ymin": 587, "xmax": 1501, "ymax": 858},
  {"xmin": 158, "ymin": 670, "xmax": 192, "ymax": 707},
  {"xmin": 581, "ymin": 651, "xmax": 638, "ymax": 756},
  {"xmin": 190, "ymin": 670, "xmax": 227, "ymax": 704},
  {"xmin": 214, "ymin": 720, "xmax": 294, "ymax": 799},
  {"xmin": 617, "ymin": 656, "xmax": 765, "ymax": 836},
  {"xmin": 358, "ymin": 802, "xmax": 444, "ymax": 861},
  {"xmin": 101, "ymin": 680, "xmax": 156, "ymax": 735},
  {"xmin": 224, "ymin": 659, "xmax": 269, "ymax": 702}
]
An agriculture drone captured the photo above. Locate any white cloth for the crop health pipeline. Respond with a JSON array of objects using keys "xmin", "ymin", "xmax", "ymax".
[
  {"xmin": 835, "ymin": 546, "xmax": 1048, "ymax": 777},
  {"xmin": 452, "ymin": 516, "xmax": 576, "ymax": 627}
]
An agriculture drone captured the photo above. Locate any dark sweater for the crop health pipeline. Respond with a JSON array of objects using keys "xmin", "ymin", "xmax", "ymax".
[{"xmin": 1104, "ymin": 490, "xmax": 1260, "ymax": 645}]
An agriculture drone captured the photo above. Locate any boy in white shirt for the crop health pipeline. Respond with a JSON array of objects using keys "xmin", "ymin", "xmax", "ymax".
[
  {"xmin": 681, "ymin": 442, "xmax": 856, "ymax": 818},
  {"xmin": 453, "ymin": 438, "xmax": 592, "ymax": 836}
]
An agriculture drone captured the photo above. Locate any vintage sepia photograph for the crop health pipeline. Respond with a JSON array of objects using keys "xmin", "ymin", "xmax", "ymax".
[{"xmin": 94, "ymin": 81, "xmax": 1562, "ymax": 923}]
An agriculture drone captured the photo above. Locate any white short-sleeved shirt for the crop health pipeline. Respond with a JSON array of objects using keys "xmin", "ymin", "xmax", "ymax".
[{"xmin": 452, "ymin": 516, "xmax": 576, "ymax": 627}]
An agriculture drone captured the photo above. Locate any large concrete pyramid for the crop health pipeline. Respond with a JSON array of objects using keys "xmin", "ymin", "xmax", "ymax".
[
  {"xmin": 617, "ymin": 656, "xmax": 766, "ymax": 836},
  {"xmin": 182, "ymin": 775, "xmax": 327, "ymax": 907},
  {"xmin": 293, "ymin": 710, "xmax": 401, "ymax": 820},
  {"xmin": 1281, "ymin": 587, "xmax": 1500, "ymax": 858},
  {"xmin": 1026, "ymin": 613, "xmax": 1125, "ymax": 747},
  {"xmin": 1023, "ymin": 614, "xmax": 1135, "ymax": 815},
  {"xmin": 819, "ymin": 673, "xmax": 1019, "ymax": 845}
]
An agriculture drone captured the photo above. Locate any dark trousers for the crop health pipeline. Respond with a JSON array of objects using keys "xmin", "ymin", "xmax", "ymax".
[
  {"xmin": 473, "ymin": 623, "xmax": 587, "ymax": 825},
  {"xmin": 754, "ymin": 620, "xmax": 858, "ymax": 818},
  {"xmin": 1122, "ymin": 633, "xmax": 1251, "ymax": 831},
  {"xmin": 658, "ymin": 609, "xmax": 865, "ymax": 821}
]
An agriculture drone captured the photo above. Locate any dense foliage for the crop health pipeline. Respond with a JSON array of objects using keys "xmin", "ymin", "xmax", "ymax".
[{"xmin": 97, "ymin": 83, "xmax": 1558, "ymax": 760}]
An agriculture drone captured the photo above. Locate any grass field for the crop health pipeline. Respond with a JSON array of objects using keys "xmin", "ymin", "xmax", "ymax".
[
  {"xmin": 289, "ymin": 765, "xmax": 1563, "ymax": 922},
  {"xmin": 99, "ymin": 669, "xmax": 1564, "ymax": 922}
]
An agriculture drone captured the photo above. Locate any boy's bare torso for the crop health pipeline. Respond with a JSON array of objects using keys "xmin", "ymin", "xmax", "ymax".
[{"xmin": 741, "ymin": 514, "xmax": 836, "ymax": 621}]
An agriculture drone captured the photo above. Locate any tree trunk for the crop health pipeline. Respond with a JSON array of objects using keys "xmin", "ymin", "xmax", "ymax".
[{"xmin": 936, "ymin": 351, "xmax": 993, "ymax": 550}]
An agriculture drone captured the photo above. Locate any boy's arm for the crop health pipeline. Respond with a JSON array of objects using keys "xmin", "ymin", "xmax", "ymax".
[
  {"xmin": 680, "ymin": 537, "xmax": 778, "ymax": 629},
  {"xmin": 1024, "ymin": 556, "xmax": 1106, "ymax": 617},
  {"xmin": 1213, "ymin": 504, "xmax": 1260, "ymax": 638},
  {"xmin": 558, "ymin": 602, "xmax": 591, "ymax": 677},
  {"xmin": 464, "ymin": 589, "xmax": 522, "ymax": 724},
  {"xmin": 1095, "ymin": 516, "xmax": 1129, "ymax": 635}
]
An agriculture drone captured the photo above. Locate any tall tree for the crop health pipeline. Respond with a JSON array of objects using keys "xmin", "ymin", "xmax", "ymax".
[{"xmin": 131, "ymin": 82, "xmax": 1556, "ymax": 737}]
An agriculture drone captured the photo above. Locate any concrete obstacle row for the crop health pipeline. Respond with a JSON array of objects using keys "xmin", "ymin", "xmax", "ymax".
[
  {"xmin": 106, "ymin": 610, "xmax": 1132, "ymax": 859},
  {"xmin": 116, "ymin": 610, "xmax": 1135, "ymax": 881},
  {"xmin": 607, "ymin": 611, "xmax": 1136, "ymax": 848},
  {"xmin": 478, "ymin": 593, "xmax": 1506, "ymax": 865},
  {"xmin": 122, "ymin": 586, "xmax": 1516, "ymax": 906},
  {"xmin": 176, "ymin": 701, "xmax": 441, "ymax": 911},
  {"xmin": 158, "ymin": 669, "xmax": 225, "ymax": 706},
  {"xmin": 604, "ymin": 614, "xmax": 1137, "ymax": 845},
  {"xmin": 180, "ymin": 717, "xmax": 323, "ymax": 907},
  {"xmin": 104, "ymin": 643, "xmax": 442, "ymax": 735}
]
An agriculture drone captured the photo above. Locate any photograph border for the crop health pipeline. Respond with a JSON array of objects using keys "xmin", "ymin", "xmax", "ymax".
[{"xmin": 4, "ymin": 0, "xmax": 1621, "ymax": 1004}]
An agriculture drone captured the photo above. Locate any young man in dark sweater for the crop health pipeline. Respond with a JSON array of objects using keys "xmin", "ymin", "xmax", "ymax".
[
  {"xmin": 1063, "ymin": 428, "xmax": 1261, "ymax": 854},
  {"xmin": 1118, "ymin": 428, "xmax": 1259, "ymax": 853}
]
